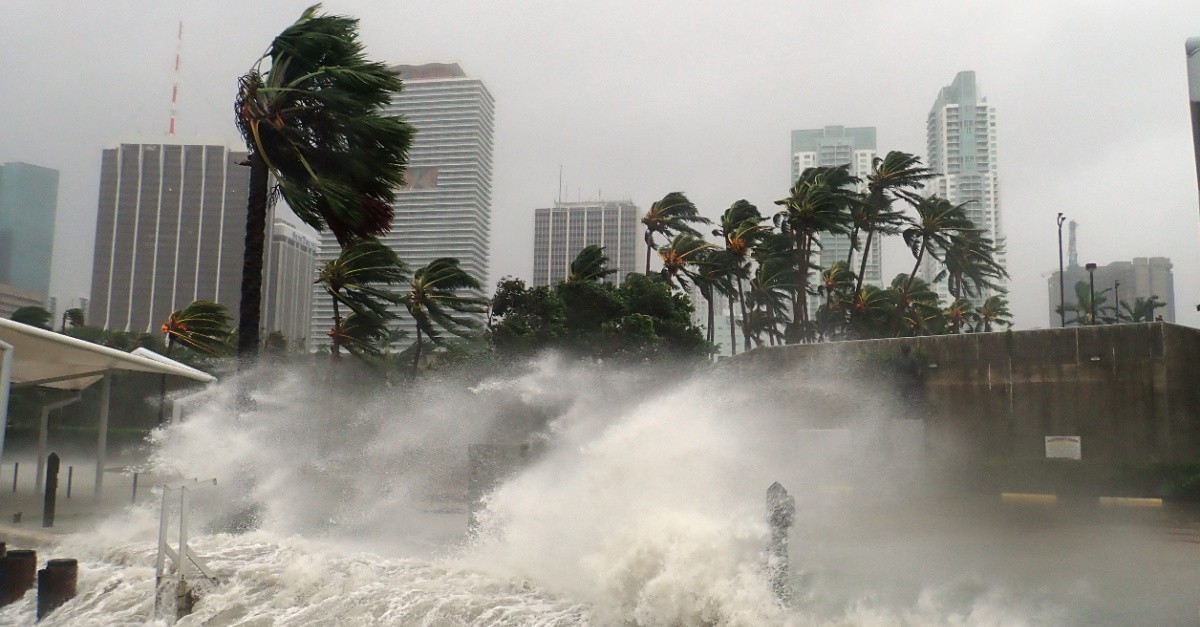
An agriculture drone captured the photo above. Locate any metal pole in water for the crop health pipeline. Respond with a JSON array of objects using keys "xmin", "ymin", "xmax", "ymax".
[
  {"xmin": 766, "ymin": 481, "xmax": 796, "ymax": 604},
  {"xmin": 42, "ymin": 453, "xmax": 59, "ymax": 528},
  {"xmin": 66, "ymin": 467, "xmax": 72, "ymax": 499},
  {"xmin": 132, "ymin": 472, "xmax": 139, "ymax": 503},
  {"xmin": 11, "ymin": 462, "xmax": 17, "ymax": 492}
]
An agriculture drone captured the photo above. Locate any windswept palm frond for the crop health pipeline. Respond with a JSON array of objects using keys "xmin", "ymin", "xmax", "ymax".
[
  {"xmin": 568, "ymin": 245, "xmax": 618, "ymax": 282},
  {"xmin": 161, "ymin": 300, "xmax": 231, "ymax": 356}
]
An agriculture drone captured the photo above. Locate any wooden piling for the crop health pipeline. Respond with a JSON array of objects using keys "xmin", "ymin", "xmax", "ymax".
[
  {"xmin": 0, "ymin": 549, "xmax": 37, "ymax": 607},
  {"xmin": 36, "ymin": 558, "xmax": 77, "ymax": 620},
  {"xmin": 766, "ymin": 482, "xmax": 795, "ymax": 604}
]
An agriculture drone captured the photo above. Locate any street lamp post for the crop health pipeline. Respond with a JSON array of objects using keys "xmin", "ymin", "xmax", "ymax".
[
  {"xmin": 1057, "ymin": 213, "xmax": 1067, "ymax": 327},
  {"xmin": 1086, "ymin": 262, "xmax": 1098, "ymax": 325}
]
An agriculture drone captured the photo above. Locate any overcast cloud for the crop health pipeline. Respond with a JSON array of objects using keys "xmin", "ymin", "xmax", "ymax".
[{"xmin": 2, "ymin": 1, "xmax": 1198, "ymax": 329}]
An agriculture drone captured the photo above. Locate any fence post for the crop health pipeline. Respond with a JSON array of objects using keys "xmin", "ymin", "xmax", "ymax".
[{"xmin": 42, "ymin": 453, "xmax": 59, "ymax": 528}]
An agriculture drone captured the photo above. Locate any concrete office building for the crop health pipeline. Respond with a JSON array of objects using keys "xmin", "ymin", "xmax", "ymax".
[
  {"xmin": 88, "ymin": 141, "xmax": 249, "ymax": 333},
  {"xmin": 0, "ymin": 161, "xmax": 59, "ymax": 301},
  {"xmin": 263, "ymin": 218, "xmax": 317, "ymax": 347},
  {"xmin": 1047, "ymin": 257, "xmax": 1175, "ymax": 325},
  {"xmin": 921, "ymin": 71, "xmax": 1006, "ymax": 304},
  {"xmin": 311, "ymin": 63, "xmax": 495, "ymax": 350},
  {"xmin": 790, "ymin": 126, "xmax": 880, "ymax": 288},
  {"xmin": 532, "ymin": 200, "xmax": 640, "ymax": 287},
  {"xmin": 1188, "ymin": 37, "xmax": 1200, "ymax": 208}
]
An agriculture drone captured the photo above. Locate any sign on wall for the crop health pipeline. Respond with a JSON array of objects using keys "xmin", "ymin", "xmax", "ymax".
[{"xmin": 1045, "ymin": 435, "xmax": 1082, "ymax": 460}]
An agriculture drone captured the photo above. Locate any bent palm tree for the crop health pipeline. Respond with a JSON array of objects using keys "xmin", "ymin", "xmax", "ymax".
[
  {"xmin": 402, "ymin": 258, "xmax": 487, "ymax": 374},
  {"xmin": 567, "ymin": 245, "xmax": 617, "ymax": 283},
  {"xmin": 159, "ymin": 300, "xmax": 231, "ymax": 424},
  {"xmin": 641, "ymin": 192, "xmax": 710, "ymax": 274},
  {"xmin": 901, "ymin": 196, "xmax": 974, "ymax": 293},
  {"xmin": 855, "ymin": 152, "xmax": 934, "ymax": 293},
  {"xmin": 715, "ymin": 200, "xmax": 770, "ymax": 352},
  {"xmin": 1120, "ymin": 296, "xmax": 1167, "ymax": 322},
  {"xmin": 316, "ymin": 238, "xmax": 407, "ymax": 361},
  {"xmin": 975, "ymin": 294, "xmax": 1013, "ymax": 332},
  {"xmin": 60, "ymin": 308, "xmax": 85, "ymax": 333},
  {"xmin": 235, "ymin": 4, "xmax": 414, "ymax": 364}
]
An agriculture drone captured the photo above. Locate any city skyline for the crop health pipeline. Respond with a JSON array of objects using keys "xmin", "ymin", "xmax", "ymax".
[
  {"xmin": 532, "ymin": 200, "xmax": 641, "ymax": 287},
  {"xmin": 2, "ymin": 3, "xmax": 1199, "ymax": 331}
]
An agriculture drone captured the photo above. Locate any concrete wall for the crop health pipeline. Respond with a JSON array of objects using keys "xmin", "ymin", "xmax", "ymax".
[{"xmin": 732, "ymin": 323, "xmax": 1200, "ymax": 463}]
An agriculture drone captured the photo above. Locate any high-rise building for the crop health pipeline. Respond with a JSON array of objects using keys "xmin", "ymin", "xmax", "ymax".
[
  {"xmin": 0, "ymin": 162, "xmax": 59, "ymax": 300},
  {"xmin": 790, "ymin": 126, "xmax": 880, "ymax": 288},
  {"xmin": 532, "ymin": 200, "xmax": 641, "ymax": 287},
  {"xmin": 310, "ymin": 62, "xmax": 494, "ymax": 350},
  {"xmin": 921, "ymin": 71, "xmax": 1005, "ymax": 303},
  {"xmin": 88, "ymin": 142, "xmax": 249, "ymax": 332},
  {"xmin": 1187, "ymin": 37, "xmax": 1200, "ymax": 208},
  {"xmin": 263, "ymin": 218, "xmax": 317, "ymax": 347},
  {"xmin": 1047, "ymin": 257, "xmax": 1176, "ymax": 325}
]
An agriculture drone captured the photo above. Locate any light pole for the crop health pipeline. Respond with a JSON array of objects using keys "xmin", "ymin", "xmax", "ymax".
[
  {"xmin": 1085, "ymin": 262, "xmax": 1098, "ymax": 325},
  {"xmin": 1057, "ymin": 213, "xmax": 1067, "ymax": 327}
]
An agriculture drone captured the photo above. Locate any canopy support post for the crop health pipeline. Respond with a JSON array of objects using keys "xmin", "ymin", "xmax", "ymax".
[
  {"xmin": 95, "ymin": 372, "xmax": 110, "ymax": 497},
  {"xmin": 0, "ymin": 339, "xmax": 13, "ymax": 465}
]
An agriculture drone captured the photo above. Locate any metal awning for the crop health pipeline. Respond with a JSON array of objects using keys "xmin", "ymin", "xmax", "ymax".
[{"xmin": 0, "ymin": 318, "xmax": 217, "ymax": 494}]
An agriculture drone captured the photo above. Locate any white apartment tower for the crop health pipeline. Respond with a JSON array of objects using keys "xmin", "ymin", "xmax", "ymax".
[
  {"xmin": 790, "ymin": 126, "xmax": 880, "ymax": 287},
  {"xmin": 310, "ymin": 63, "xmax": 495, "ymax": 350},
  {"xmin": 922, "ymin": 71, "xmax": 1006, "ymax": 303},
  {"xmin": 532, "ymin": 200, "xmax": 641, "ymax": 287},
  {"xmin": 262, "ymin": 218, "xmax": 317, "ymax": 347}
]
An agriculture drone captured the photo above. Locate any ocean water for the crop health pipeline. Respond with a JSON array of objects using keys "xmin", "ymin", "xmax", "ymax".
[{"xmin": 2, "ymin": 355, "xmax": 1182, "ymax": 625}]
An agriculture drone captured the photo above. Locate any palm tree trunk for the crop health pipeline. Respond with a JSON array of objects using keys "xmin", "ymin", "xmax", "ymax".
[
  {"xmin": 726, "ymin": 290, "xmax": 736, "ymax": 356},
  {"xmin": 905, "ymin": 240, "xmax": 927, "ymax": 293},
  {"xmin": 412, "ymin": 325, "xmax": 423, "ymax": 375},
  {"xmin": 237, "ymin": 151, "xmax": 270, "ymax": 369},
  {"xmin": 845, "ymin": 225, "xmax": 859, "ymax": 270},
  {"xmin": 737, "ymin": 276, "xmax": 751, "ymax": 352},
  {"xmin": 644, "ymin": 231, "xmax": 653, "ymax": 275},
  {"xmin": 330, "ymin": 296, "xmax": 342, "ymax": 362},
  {"xmin": 856, "ymin": 228, "xmax": 875, "ymax": 294}
]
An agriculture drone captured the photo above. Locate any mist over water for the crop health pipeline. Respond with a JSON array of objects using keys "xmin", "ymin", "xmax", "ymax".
[{"xmin": 6, "ymin": 353, "xmax": 1188, "ymax": 625}]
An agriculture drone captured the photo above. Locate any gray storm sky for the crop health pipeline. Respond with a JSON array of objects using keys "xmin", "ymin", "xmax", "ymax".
[{"xmin": 2, "ymin": 1, "xmax": 1199, "ymax": 329}]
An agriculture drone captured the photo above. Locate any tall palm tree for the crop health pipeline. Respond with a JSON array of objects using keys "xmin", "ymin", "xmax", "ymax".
[
  {"xmin": 234, "ymin": 5, "xmax": 414, "ymax": 364},
  {"xmin": 315, "ymin": 238, "xmax": 407, "ymax": 361},
  {"xmin": 641, "ymin": 192, "xmax": 710, "ymax": 274},
  {"xmin": 901, "ymin": 196, "xmax": 975, "ymax": 293},
  {"xmin": 159, "ymin": 300, "xmax": 231, "ymax": 424},
  {"xmin": 567, "ymin": 245, "xmax": 617, "ymax": 283},
  {"xmin": 657, "ymin": 232, "xmax": 714, "ymax": 291},
  {"xmin": 975, "ymin": 294, "xmax": 1013, "ymax": 332},
  {"xmin": 744, "ymin": 259, "xmax": 797, "ymax": 347},
  {"xmin": 774, "ymin": 165, "xmax": 859, "ymax": 335},
  {"xmin": 938, "ymin": 229, "xmax": 1008, "ymax": 301},
  {"xmin": 814, "ymin": 260, "xmax": 856, "ymax": 340},
  {"xmin": 1058, "ymin": 280, "xmax": 1115, "ymax": 325},
  {"xmin": 854, "ymin": 152, "xmax": 934, "ymax": 293},
  {"xmin": 689, "ymin": 248, "xmax": 737, "ymax": 347},
  {"xmin": 943, "ymin": 298, "xmax": 978, "ymax": 334},
  {"xmin": 715, "ymin": 200, "xmax": 770, "ymax": 352},
  {"xmin": 59, "ymin": 308, "xmax": 85, "ymax": 333},
  {"xmin": 402, "ymin": 258, "xmax": 487, "ymax": 374},
  {"xmin": 886, "ymin": 274, "xmax": 943, "ymax": 337}
]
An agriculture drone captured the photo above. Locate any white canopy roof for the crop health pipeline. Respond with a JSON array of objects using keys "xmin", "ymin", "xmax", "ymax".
[{"xmin": 0, "ymin": 318, "xmax": 216, "ymax": 390}]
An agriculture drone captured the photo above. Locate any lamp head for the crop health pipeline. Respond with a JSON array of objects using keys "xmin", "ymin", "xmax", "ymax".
[{"xmin": 1085, "ymin": 262, "xmax": 1097, "ymax": 272}]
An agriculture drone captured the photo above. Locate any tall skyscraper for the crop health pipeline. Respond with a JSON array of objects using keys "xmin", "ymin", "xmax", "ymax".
[
  {"xmin": 1187, "ymin": 37, "xmax": 1200, "ymax": 209},
  {"xmin": 0, "ymin": 161, "xmax": 59, "ymax": 300},
  {"xmin": 921, "ymin": 71, "xmax": 1006, "ymax": 303},
  {"xmin": 88, "ymin": 142, "xmax": 249, "ymax": 332},
  {"xmin": 310, "ymin": 63, "xmax": 495, "ymax": 350},
  {"xmin": 263, "ymin": 218, "xmax": 317, "ymax": 347},
  {"xmin": 532, "ymin": 200, "xmax": 641, "ymax": 286},
  {"xmin": 790, "ymin": 126, "xmax": 880, "ymax": 287}
]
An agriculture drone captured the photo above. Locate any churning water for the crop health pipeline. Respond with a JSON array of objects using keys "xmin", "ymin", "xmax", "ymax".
[{"xmin": 1, "ymin": 355, "xmax": 1193, "ymax": 625}]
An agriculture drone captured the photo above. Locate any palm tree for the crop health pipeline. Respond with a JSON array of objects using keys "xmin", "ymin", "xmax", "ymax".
[
  {"xmin": 567, "ymin": 245, "xmax": 617, "ymax": 283},
  {"xmin": 901, "ymin": 196, "xmax": 975, "ymax": 293},
  {"xmin": 975, "ymin": 294, "xmax": 1013, "ymax": 332},
  {"xmin": 689, "ymin": 248, "xmax": 737, "ymax": 347},
  {"xmin": 10, "ymin": 306, "xmax": 51, "ymax": 329},
  {"xmin": 1058, "ymin": 280, "xmax": 1115, "ymax": 325},
  {"xmin": 938, "ymin": 230, "xmax": 1007, "ymax": 301},
  {"xmin": 774, "ymin": 165, "xmax": 859, "ymax": 335},
  {"xmin": 715, "ymin": 200, "xmax": 770, "ymax": 352},
  {"xmin": 854, "ymin": 152, "xmax": 934, "ymax": 293},
  {"xmin": 59, "ymin": 308, "xmax": 85, "ymax": 333},
  {"xmin": 234, "ymin": 5, "xmax": 414, "ymax": 364},
  {"xmin": 315, "ymin": 238, "xmax": 408, "ymax": 361},
  {"xmin": 641, "ymin": 192, "xmax": 710, "ymax": 274},
  {"xmin": 159, "ymin": 300, "xmax": 231, "ymax": 424},
  {"xmin": 943, "ymin": 298, "xmax": 978, "ymax": 334},
  {"xmin": 1119, "ymin": 296, "xmax": 1167, "ymax": 323},
  {"xmin": 402, "ymin": 258, "xmax": 487, "ymax": 374},
  {"xmin": 886, "ymin": 274, "xmax": 943, "ymax": 337},
  {"xmin": 814, "ymin": 260, "xmax": 856, "ymax": 340},
  {"xmin": 744, "ymin": 259, "xmax": 797, "ymax": 347},
  {"xmin": 657, "ymin": 232, "xmax": 714, "ymax": 291},
  {"xmin": 845, "ymin": 284, "xmax": 895, "ymax": 340}
]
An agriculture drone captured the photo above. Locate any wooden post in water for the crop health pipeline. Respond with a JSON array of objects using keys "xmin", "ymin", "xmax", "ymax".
[
  {"xmin": 0, "ymin": 549, "xmax": 37, "ymax": 607},
  {"xmin": 766, "ymin": 481, "xmax": 796, "ymax": 603},
  {"xmin": 36, "ymin": 558, "xmax": 77, "ymax": 620},
  {"xmin": 42, "ymin": 453, "xmax": 59, "ymax": 528}
]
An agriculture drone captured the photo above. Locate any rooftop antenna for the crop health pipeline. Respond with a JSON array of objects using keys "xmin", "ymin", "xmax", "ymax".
[
  {"xmin": 557, "ymin": 165, "xmax": 562, "ymax": 206},
  {"xmin": 1068, "ymin": 220, "xmax": 1078, "ymax": 268},
  {"xmin": 168, "ymin": 21, "xmax": 182, "ymax": 136}
]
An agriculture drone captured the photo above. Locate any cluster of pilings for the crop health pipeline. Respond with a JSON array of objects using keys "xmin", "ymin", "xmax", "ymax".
[{"xmin": 0, "ymin": 544, "xmax": 78, "ymax": 620}]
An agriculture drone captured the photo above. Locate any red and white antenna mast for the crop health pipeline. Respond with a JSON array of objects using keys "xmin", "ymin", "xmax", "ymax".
[{"xmin": 168, "ymin": 21, "xmax": 182, "ymax": 136}]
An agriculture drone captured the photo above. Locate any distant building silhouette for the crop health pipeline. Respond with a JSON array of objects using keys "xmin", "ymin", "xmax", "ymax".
[
  {"xmin": 263, "ymin": 219, "xmax": 316, "ymax": 348},
  {"xmin": 532, "ymin": 200, "xmax": 641, "ymax": 287},
  {"xmin": 1047, "ymin": 257, "xmax": 1175, "ymax": 324},
  {"xmin": 87, "ymin": 142, "xmax": 249, "ymax": 332},
  {"xmin": 0, "ymin": 161, "xmax": 58, "ymax": 305}
]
